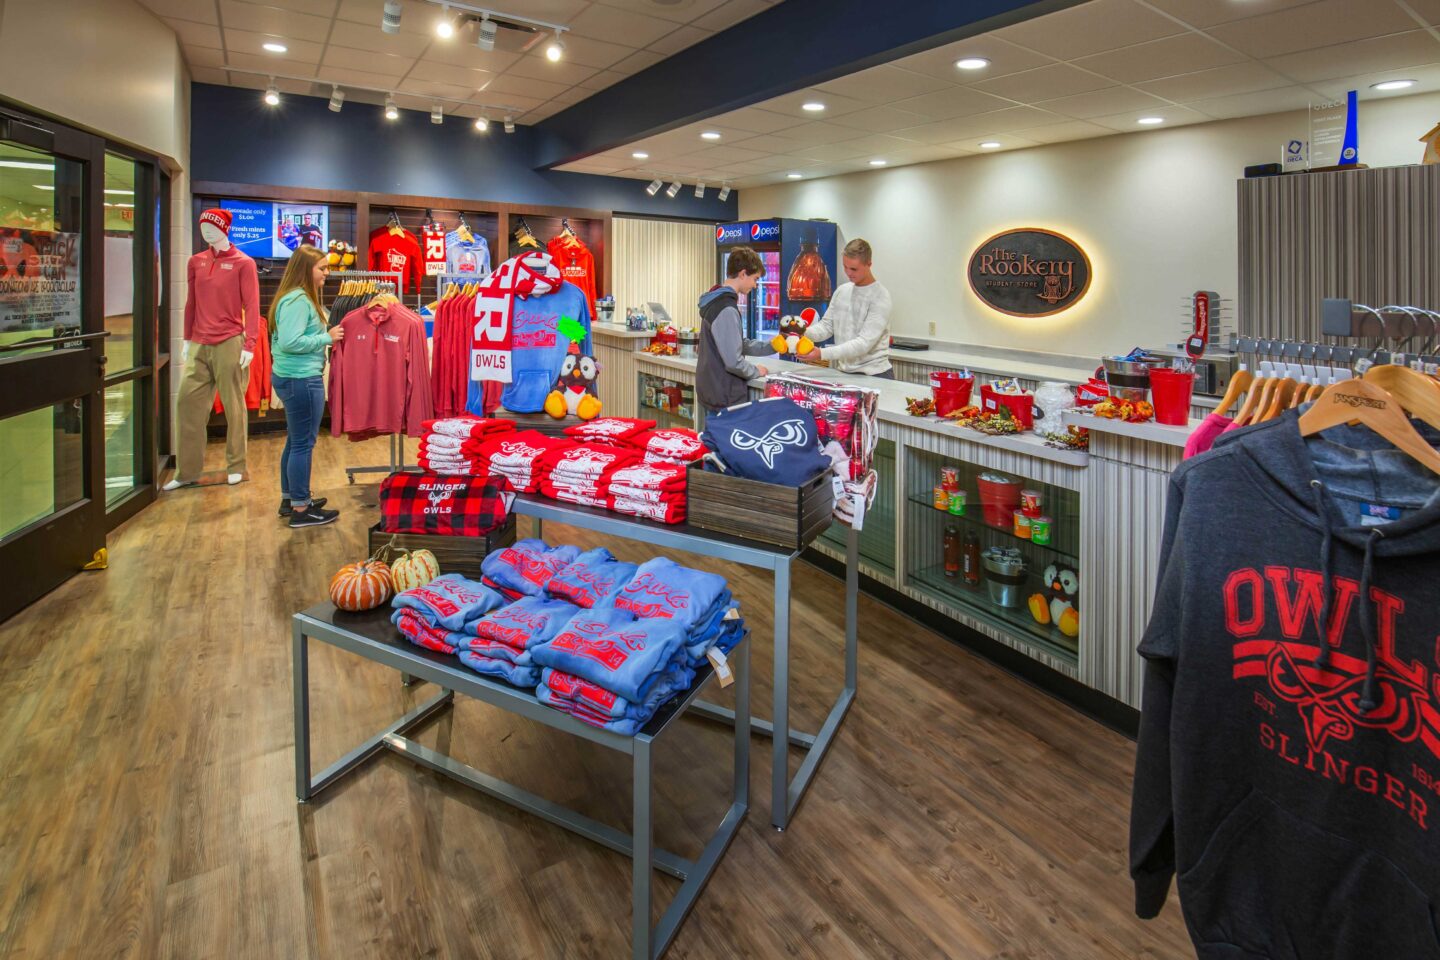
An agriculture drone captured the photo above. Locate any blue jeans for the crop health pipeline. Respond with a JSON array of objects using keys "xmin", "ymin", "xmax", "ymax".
[{"xmin": 273, "ymin": 374, "xmax": 325, "ymax": 507}]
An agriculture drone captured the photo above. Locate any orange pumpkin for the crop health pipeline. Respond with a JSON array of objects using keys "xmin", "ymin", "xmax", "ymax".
[{"xmin": 330, "ymin": 560, "xmax": 394, "ymax": 611}]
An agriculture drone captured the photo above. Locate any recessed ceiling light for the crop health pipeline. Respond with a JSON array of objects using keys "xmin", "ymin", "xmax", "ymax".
[
  {"xmin": 1137, "ymin": 116, "xmax": 1165, "ymax": 125},
  {"xmin": 632, "ymin": 151, "xmax": 649, "ymax": 159},
  {"xmin": 787, "ymin": 172, "xmax": 803, "ymax": 179},
  {"xmin": 802, "ymin": 101, "xmax": 825, "ymax": 112},
  {"xmin": 700, "ymin": 131, "xmax": 721, "ymax": 140},
  {"xmin": 1371, "ymin": 79, "xmax": 1415, "ymax": 91},
  {"xmin": 869, "ymin": 159, "xmax": 887, "ymax": 166},
  {"xmin": 955, "ymin": 57, "xmax": 989, "ymax": 70},
  {"xmin": 262, "ymin": 41, "xmax": 287, "ymax": 53},
  {"xmin": 979, "ymin": 141, "xmax": 1001, "ymax": 149}
]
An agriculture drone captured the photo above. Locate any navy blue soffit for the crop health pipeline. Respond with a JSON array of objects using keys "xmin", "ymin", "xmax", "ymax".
[{"xmin": 534, "ymin": 0, "xmax": 1081, "ymax": 168}]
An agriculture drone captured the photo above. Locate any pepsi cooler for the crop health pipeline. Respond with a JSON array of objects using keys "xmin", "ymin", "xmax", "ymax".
[{"xmin": 715, "ymin": 218, "xmax": 839, "ymax": 339}]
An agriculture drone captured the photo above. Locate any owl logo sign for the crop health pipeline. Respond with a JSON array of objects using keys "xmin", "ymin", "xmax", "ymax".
[{"xmin": 967, "ymin": 228, "xmax": 1092, "ymax": 318}]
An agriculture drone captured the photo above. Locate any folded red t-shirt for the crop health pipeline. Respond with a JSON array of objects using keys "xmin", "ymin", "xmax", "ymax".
[{"xmin": 563, "ymin": 417, "xmax": 656, "ymax": 446}]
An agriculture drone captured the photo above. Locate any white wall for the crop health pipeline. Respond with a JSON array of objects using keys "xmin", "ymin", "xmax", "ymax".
[{"xmin": 741, "ymin": 92, "xmax": 1440, "ymax": 360}]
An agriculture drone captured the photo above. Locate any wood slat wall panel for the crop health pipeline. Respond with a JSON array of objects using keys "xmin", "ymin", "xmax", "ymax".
[
  {"xmin": 1238, "ymin": 165, "xmax": 1440, "ymax": 338},
  {"xmin": 612, "ymin": 218, "xmax": 716, "ymax": 327}
]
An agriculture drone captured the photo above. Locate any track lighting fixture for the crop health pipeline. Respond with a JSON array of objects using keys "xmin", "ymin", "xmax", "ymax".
[
  {"xmin": 545, "ymin": 30, "xmax": 565, "ymax": 62},
  {"xmin": 718, "ymin": 183, "xmax": 731, "ymax": 201},
  {"xmin": 436, "ymin": 5, "xmax": 455, "ymax": 37},
  {"xmin": 431, "ymin": 105, "xmax": 444, "ymax": 124},
  {"xmin": 695, "ymin": 182, "xmax": 705, "ymax": 198},
  {"xmin": 474, "ymin": 116, "xmax": 489, "ymax": 132},
  {"xmin": 666, "ymin": 181, "xmax": 681, "ymax": 198},
  {"xmin": 477, "ymin": 14, "xmax": 497, "ymax": 51},
  {"xmin": 328, "ymin": 85, "xmax": 344, "ymax": 112},
  {"xmin": 646, "ymin": 178, "xmax": 663, "ymax": 196},
  {"xmin": 384, "ymin": 95, "xmax": 399, "ymax": 120},
  {"xmin": 504, "ymin": 116, "xmax": 515, "ymax": 133},
  {"xmin": 381, "ymin": 0, "xmax": 403, "ymax": 35},
  {"xmin": 264, "ymin": 79, "xmax": 280, "ymax": 106}
]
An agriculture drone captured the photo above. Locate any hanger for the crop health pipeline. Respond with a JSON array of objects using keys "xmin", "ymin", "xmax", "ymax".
[
  {"xmin": 513, "ymin": 216, "xmax": 540, "ymax": 249},
  {"xmin": 1214, "ymin": 365, "xmax": 1253, "ymax": 418},
  {"xmin": 387, "ymin": 208, "xmax": 403, "ymax": 237},
  {"xmin": 1233, "ymin": 341, "xmax": 1278, "ymax": 426},
  {"xmin": 1300, "ymin": 376, "xmax": 1440, "ymax": 475},
  {"xmin": 457, "ymin": 212, "xmax": 473, "ymax": 244},
  {"xmin": 1363, "ymin": 362, "xmax": 1440, "ymax": 431}
]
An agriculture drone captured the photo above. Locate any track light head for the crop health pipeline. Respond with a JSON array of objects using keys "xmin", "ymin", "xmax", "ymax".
[
  {"xmin": 477, "ymin": 14, "xmax": 498, "ymax": 51},
  {"xmin": 264, "ymin": 79, "xmax": 280, "ymax": 106},
  {"xmin": 645, "ymin": 178, "xmax": 663, "ymax": 196},
  {"xmin": 381, "ymin": 0, "xmax": 402, "ymax": 35},
  {"xmin": 431, "ymin": 104, "xmax": 443, "ymax": 124},
  {"xmin": 718, "ymin": 183, "xmax": 731, "ymax": 202},
  {"xmin": 384, "ymin": 95, "xmax": 398, "ymax": 120},
  {"xmin": 665, "ymin": 181, "xmax": 681, "ymax": 198},
  {"xmin": 545, "ymin": 31, "xmax": 565, "ymax": 62},
  {"xmin": 504, "ymin": 115, "xmax": 515, "ymax": 133},
  {"xmin": 328, "ymin": 86, "xmax": 344, "ymax": 112},
  {"xmin": 695, "ymin": 182, "xmax": 705, "ymax": 198},
  {"xmin": 435, "ymin": 5, "xmax": 455, "ymax": 38},
  {"xmin": 474, "ymin": 116, "xmax": 489, "ymax": 132}
]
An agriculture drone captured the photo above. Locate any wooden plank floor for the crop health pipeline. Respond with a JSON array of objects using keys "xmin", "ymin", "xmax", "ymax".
[{"xmin": 0, "ymin": 432, "xmax": 1192, "ymax": 959}]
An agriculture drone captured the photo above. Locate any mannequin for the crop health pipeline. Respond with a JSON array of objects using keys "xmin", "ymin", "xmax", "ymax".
[{"xmin": 165, "ymin": 208, "xmax": 261, "ymax": 489}]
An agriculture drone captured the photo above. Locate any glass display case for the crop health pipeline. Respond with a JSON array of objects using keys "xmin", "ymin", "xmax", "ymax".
[
  {"xmin": 904, "ymin": 447, "xmax": 1081, "ymax": 663},
  {"xmin": 638, "ymin": 372, "xmax": 697, "ymax": 430},
  {"xmin": 819, "ymin": 438, "xmax": 897, "ymax": 576}
]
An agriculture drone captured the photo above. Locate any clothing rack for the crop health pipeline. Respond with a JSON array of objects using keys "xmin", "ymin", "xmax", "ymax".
[{"xmin": 325, "ymin": 271, "xmax": 416, "ymax": 484}]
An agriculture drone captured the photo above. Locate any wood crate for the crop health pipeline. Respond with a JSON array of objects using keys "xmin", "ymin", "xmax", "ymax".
[
  {"xmin": 685, "ymin": 464, "xmax": 833, "ymax": 550},
  {"xmin": 368, "ymin": 518, "xmax": 517, "ymax": 579}
]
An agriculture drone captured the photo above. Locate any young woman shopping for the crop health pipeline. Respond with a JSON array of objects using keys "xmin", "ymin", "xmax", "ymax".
[{"xmin": 269, "ymin": 244, "xmax": 345, "ymax": 528}]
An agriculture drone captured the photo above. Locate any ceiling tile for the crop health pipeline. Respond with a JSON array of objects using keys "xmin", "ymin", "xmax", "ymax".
[
  {"xmin": 1263, "ymin": 30, "xmax": 1440, "ymax": 83},
  {"xmin": 941, "ymin": 134, "xmax": 1039, "ymax": 153},
  {"xmin": 1071, "ymin": 33, "xmax": 1248, "ymax": 84},
  {"xmin": 1087, "ymin": 104, "xmax": 1213, "ymax": 131},
  {"xmin": 729, "ymin": 133, "xmax": 806, "ymax": 153},
  {"xmin": 1181, "ymin": 85, "xmax": 1318, "ymax": 120},
  {"xmin": 753, "ymin": 88, "xmax": 871, "ymax": 118},
  {"xmin": 647, "ymin": 25, "xmax": 713, "ymax": 56},
  {"xmin": 993, "ymin": 0, "xmax": 1186, "ymax": 60},
  {"xmin": 825, "ymin": 104, "xmax": 932, "ymax": 133},
  {"xmin": 426, "ymin": 42, "xmax": 522, "ymax": 72},
  {"xmin": 505, "ymin": 52, "xmax": 598, "ymax": 85},
  {"xmin": 889, "ymin": 36, "xmax": 1056, "ymax": 84},
  {"xmin": 894, "ymin": 107, "xmax": 1066, "ymax": 144},
  {"xmin": 335, "ymin": 0, "xmax": 433, "ymax": 35},
  {"xmin": 577, "ymin": 70, "xmax": 628, "ymax": 91},
  {"xmin": 327, "ymin": 18, "xmax": 433, "ymax": 57},
  {"xmin": 775, "ymin": 121, "xmax": 873, "ymax": 145},
  {"xmin": 224, "ymin": 52, "xmax": 320, "ymax": 76},
  {"xmin": 228, "ymin": 0, "xmax": 335, "ymax": 15},
  {"xmin": 1035, "ymin": 85, "xmax": 1172, "ymax": 119},
  {"xmin": 545, "ymin": 34, "xmax": 638, "ymax": 70},
  {"xmin": 1137, "ymin": 62, "xmax": 1294, "ymax": 101},
  {"xmin": 406, "ymin": 60, "xmax": 496, "ymax": 88},
  {"xmin": 169, "ymin": 18, "xmax": 223, "ymax": 48},
  {"xmin": 593, "ymin": 0, "xmax": 731, "ymax": 23},
  {"xmin": 1206, "ymin": 0, "xmax": 1419, "ymax": 59},
  {"xmin": 612, "ymin": 49, "xmax": 667, "ymax": 74},
  {"xmin": 138, "ymin": 0, "xmax": 218, "ymax": 22},
  {"xmin": 389, "ymin": 93, "xmax": 446, "ymax": 113},
  {"xmin": 1310, "ymin": 61, "xmax": 1440, "ymax": 99},
  {"xmin": 685, "ymin": 144, "xmax": 771, "ymax": 163},
  {"xmin": 397, "ymin": 77, "xmax": 476, "ymax": 101},
  {"xmin": 548, "ymin": 89, "xmax": 591, "ymax": 108},
  {"xmin": 224, "ymin": 28, "xmax": 324, "ymax": 63},
  {"xmin": 692, "ymin": 0, "xmax": 776, "ymax": 31},
  {"xmin": 713, "ymin": 106, "xmax": 805, "ymax": 134},
  {"xmin": 496, "ymin": 0, "xmax": 592, "ymax": 19},
  {"xmin": 889, "ymin": 86, "xmax": 1022, "ymax": 120},
  {"xmin": 318, "ymin": 65, "xmax": 414, "ymax": 90},
  {"xmin": 972, "ymin": 63, "xmax": 1117, "ymax": 103},
  {"xmin": 218, "ymin": 2, "xmax": 332, "ymax": 42},
  {"xmin": 482, "ymin": 73, "xmax": 573, "ymax": 99},
  {"xmin": 566, "ymin": 4, "xmax": 679, "ymax": 46},
  {"xmin": 562, "ymin": 159, "xmax": 628, "ymax": 174},
  {"xmin": 183, "ymin": 45, "xmax": 229, "ymax": 68},
  {"xmin": 474, "ymin": 92, "xmax": 551, "ymax": 113},
  {"xmin": 1408, "ymin": 0, "xmax": 1440, "ymax": 24},
  {"xmin": 834, "ymin": 132, "xmax": 924, "ymax": 154},
  {"xmin": 782, "ymin": 140, "xmax": 875, "ymax": 162},
  {"xmin": 1141, "ymin": 0, "xmax": 1337, "ymax": 29},
  {"xmin": 322, "ymin": 45, "xmax": 413, "ymax": 78},
  {"xmin": 815, "ymin": 65, "xmax": 953, "ymax": 104},
  {"xmin": 1007, "ymin": 119, "xmax": 1117, "ymax": 143},
  {"xmin": 191, "ymin": 66, "xmax": 231, "ymax": 84}
]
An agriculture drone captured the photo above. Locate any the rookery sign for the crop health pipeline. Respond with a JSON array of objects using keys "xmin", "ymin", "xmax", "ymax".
[{"xmin": 967, "ymin": 228, "xmax": 1092, "ymax": 317}]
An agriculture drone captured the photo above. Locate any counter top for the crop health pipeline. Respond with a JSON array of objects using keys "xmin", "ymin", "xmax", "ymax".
[
  {"xmin": 1063, "ymin": 410, "xmax": 1200, "ymax": 447},
  {"xmin": 591, "ymin": 322, "xmax": 655, "ymax": 341},
  {"xmin": 635, "ymin": 353, "xmax": 1089, "ymax": 467},
  {"xmin": 887, "ymin": 346, "xmax": 1095, "ymax": 386}
]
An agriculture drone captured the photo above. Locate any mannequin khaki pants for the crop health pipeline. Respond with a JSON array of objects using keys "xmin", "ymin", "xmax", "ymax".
[{"xmin": 175, "ymin": 334, "xmax": 247, "ymax": 481}]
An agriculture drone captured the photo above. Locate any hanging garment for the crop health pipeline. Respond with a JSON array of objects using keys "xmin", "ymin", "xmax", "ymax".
[
  {"xmin": 446, "ymin": 229, "xmax": 491, "ymax": 277},
  {"xmin": 498, "ymin": 278, "xmax": 593, "ymax": 415},
  {"xmin": 212, "ymin": 314, "xmax": 273, "ymax": 414},
  {"xmin": 1182, "ymin": 412, "xmax": 1234, "ymax": 459},
  {"xmin": 328, "ymin": 300, "xmax": 434, "ymax": 437},
  {"xmin": 368, "ymin": 225, "xmax": 424, "ymax": 294},
  {"xmin": 547, "ymin": 234, "xmax": 597, "ymax": 323},
  {"xmin": 421, "ymin": 223, "xmax": 447, "ymax": 277},
  {"xmin": 464, "ymin": 252, "xmax": 562, "ymax": 403},
  {"xmin": 1130, "ymin": 410, "xmax": 1440, "ymax": 959}
]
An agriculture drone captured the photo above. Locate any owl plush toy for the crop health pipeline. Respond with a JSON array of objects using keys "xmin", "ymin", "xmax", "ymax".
[
  {"xmin": 545, "ymin": 341, "xmax": 603, "ymax": 420},
  {"xmin": 771, "ymin": 307, "xmax": 818, "ymax": 357},
  {"xmin": 1028, "ymin": 562, "xmax": 1079, "ymax": 638}
]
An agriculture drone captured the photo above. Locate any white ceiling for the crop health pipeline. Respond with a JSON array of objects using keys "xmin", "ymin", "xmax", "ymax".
[
  {"xmin": 138, "ymin": 0, "xmax": 782, "ymax": 124},
  {"xmin": 556, "ymin": 0, "xmax": 1440, "ymax": 188}
]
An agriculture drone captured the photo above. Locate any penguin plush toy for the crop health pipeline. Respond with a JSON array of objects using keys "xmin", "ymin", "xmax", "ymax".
[
  {"xmin": 544, "ymin": 342, "xmax": 603, "ymax": 421},
  {"xmin": 771, "ymin": 307, "xmax": 818, "ymax": 358},
  {"xmin": 1028, "ymin": 562, "xmax": 1079, "ymax": 638}
]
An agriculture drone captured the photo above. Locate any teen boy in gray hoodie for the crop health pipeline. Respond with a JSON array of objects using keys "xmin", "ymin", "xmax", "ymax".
[{"xmin": 696, "ymin": 245, "xmax": 772, "ymax": 412}]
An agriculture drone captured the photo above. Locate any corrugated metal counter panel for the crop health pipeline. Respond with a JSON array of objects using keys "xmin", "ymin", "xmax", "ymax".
[{"xmin": 595, "ymin": 339, "xmax": 643, "ymax": 419}]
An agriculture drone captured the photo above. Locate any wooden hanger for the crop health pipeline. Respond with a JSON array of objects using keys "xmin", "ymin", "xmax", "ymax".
[
  {"xmin": 1233, "ymin": 372, "xmax": 1272, "ymax": 427},
  {"xmin": 1300, "ymin": 376, "xmax": 1440, "ymax": 474},
  {"xmin": 1363, "ymin": 363, "xmax": 1440, "ymax": 431},
  {"xmin": 1259, "ymin": 377, "xmax": 1299, "ymax": 421},
  {"xmin": 1214, "ymin": 368, "xmax": 1253, "ymax": 418}
]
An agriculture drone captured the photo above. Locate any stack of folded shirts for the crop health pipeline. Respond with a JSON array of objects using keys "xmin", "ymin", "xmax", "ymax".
[
  {"xmin": 613, "ymin": 557, "xmax": 739, "ymax": 665},
  {"xmin": 389, "ymin": 574, "xmax": 506, "ymax": 653},
  {"xmin": 453, "ymin": 595, "xmax": 580, "ymax": 687},
  {"xmin": 604, "ymin": 462, "xmax": 688, "ymax": 524},
  {"xmin": 475, "ymin": 430, "xmax": 574, "ymax": 493},
  {"xmin": 418, "ymin": 416, "xmax": 516, "ymax": 475},
  {"xmin": 544, "ymin": 547, "xmax": 638, "ymax": 609},
  {"xmin": 537, "ymin": 443, "xmax": 641, "ymax": 507},
  {"xmin": 563, "ymin": 417, "xmax": 656, "ymax": 449},
  {"xmin": 480, "ymin": 538, "xmax": 582, "ymax": 601},
  {"xmin": 632, "ymin": 427, "xmax": 705, "ymax": 467}
]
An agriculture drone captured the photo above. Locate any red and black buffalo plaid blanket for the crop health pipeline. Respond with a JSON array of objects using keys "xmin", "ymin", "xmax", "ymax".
[{"xmin": 379, "ymin": 472, "xmax": 515, "ymax": 536}]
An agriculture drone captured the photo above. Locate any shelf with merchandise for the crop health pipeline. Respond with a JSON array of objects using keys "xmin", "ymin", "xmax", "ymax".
[
  {"xmin": 638, "ymin": 371, "xmax": 696, "ymax": 431},
  {"xmin": 905, "ymin": 493, "xmax": 1076, "ymax": 558},
  {"xmin": 909, "ymin": 560, "xmax": 1078, "ymax": 661}
]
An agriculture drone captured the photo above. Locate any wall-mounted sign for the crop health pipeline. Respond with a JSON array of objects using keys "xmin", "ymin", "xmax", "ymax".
[
  {"xmin": 716, "ymin": 220, "xmax": 779, "ymax": 245},
  {"xmin": 967, "ymin": 228, "xmax": 1092, "ymax": 318}
]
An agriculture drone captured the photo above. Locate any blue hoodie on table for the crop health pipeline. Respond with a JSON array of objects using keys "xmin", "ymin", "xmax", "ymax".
[{"xmin": 530, "ymin": 613, "xmax": 688, "ymax": 702}]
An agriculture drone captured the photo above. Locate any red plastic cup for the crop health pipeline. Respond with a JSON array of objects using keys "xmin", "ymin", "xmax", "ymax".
[
  {"xmin": 1149, "ymin": 368, "xmax": 1195, "ymax": 425},
  {"xmin": 930, "ymin": 370, "xmax": 974, "ymax": 416},
  {"xmin": 977, "ymin": 475, "xmax": 1023, "ymax": 529}
]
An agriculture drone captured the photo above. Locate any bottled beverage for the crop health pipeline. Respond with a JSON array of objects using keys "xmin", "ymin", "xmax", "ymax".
[
  {"xmin": 943, "ymin": 525, "xmax": 961, "ymax": 579},
  {"xmin": 786, "ymin": 228, "xmax": 832, "ymax": 302},
  {"xmin": 962, "ymin": 530, "xmax": 982, "ymax": 585}
]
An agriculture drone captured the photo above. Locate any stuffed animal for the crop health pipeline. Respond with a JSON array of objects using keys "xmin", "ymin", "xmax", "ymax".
[
  {"xmin": 1028, "ymin": 561, "xmax": 1079, "ymax": 638},
  {"xmin": 544, "ymin": 342, "xmax": 603, "ymax": 420},
  {"xmin": 771, "ymin": 307, "xmax": 818, "ymax": 356}
]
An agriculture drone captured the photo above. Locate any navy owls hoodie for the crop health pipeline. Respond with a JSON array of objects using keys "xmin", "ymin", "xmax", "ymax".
[{"xmin": 1131, "ymin": 408, "xmax": 1440, "ymax": 959}]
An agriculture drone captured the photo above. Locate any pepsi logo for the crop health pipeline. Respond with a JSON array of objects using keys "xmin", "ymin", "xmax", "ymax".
[
  {"xmin": 750, "ymin": 223, "xmax": 761, "ymax": 240},
  {"xmin": 715, "ymin": 225, "xmax": 724, "ymax": 241}
]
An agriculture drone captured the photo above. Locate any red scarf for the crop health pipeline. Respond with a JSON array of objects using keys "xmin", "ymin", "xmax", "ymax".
[{"xmin": 471, "ymin": 252, "xmax": 560, "ymax": 386}]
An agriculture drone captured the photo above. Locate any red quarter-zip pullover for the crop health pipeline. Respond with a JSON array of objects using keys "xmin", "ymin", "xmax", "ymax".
[
  {"xmin": 183, "ymin": 245, "xmax": 261, "ymax": 351},
  {"xmin": 328, "ymin": 301, "xmax": 434, "ymax": 438}
]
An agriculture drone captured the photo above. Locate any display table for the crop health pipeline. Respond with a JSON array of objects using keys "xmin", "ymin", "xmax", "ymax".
[
  {"xmin": 292, "ymin": 602, "xmax": 749, "ymax": 960},
  {"xmin": 509, "ymin": 492, "xmax": 860, "ymax": 832}
]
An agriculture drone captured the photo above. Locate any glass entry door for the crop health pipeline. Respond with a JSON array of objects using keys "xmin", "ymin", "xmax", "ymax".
[{"xmin": 0, "ymin": 111, "xmax": 107, "ymax": 622}]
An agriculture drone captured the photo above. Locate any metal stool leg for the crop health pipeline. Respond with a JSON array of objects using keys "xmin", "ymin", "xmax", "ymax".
[{"xmin": 632, "ymin": 739, "xmax": 653, "ymax": 960}]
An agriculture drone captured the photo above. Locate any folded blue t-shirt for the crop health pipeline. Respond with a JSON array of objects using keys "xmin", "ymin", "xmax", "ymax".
[
  {"xmin": 613, "ymin": 557, "xmax": 729, "ymax": 630},
  {"xmin": 546, "ymin": 547, "xmax": 639, "ymax": 609},
  {"xmin": 482, "ymin": 539, "xmax": 582, "ymax": 598},
  {"xmin": 390, "ymin": 574, "xmax": 506, "ymax": 631},
  {"xmin": 458, "ymin": 650, "xmax": 541, "ymax": 687},
  {"xmin": 463, "ymin": 595, "xmax": 580, "ymax": 660},
  {"xmin": 530, "ymin": 612, "xmax": 687, "ymax": 702}
]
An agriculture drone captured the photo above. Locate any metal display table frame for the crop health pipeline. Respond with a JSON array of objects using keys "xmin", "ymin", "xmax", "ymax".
[
  {"xmin": 292, "ymin": 604, "xmax": 750, "ymax": 960},
  {"xmin": 511, "ymin": 493, "xmax": 860, "ymax": 831}
]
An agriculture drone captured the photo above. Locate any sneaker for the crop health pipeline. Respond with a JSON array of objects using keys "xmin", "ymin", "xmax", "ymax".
[
  {"xmin": 278, "ymin": 497, "xmax": 328, "ymax": 518},
  {"xmin": 288, "ymin": 506, "xmax": 340, "ymax": 528}
]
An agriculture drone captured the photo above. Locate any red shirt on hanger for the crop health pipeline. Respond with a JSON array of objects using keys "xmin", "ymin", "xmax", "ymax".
[
  {"xmin": 546, "ymin": 235, "xmax": 597, "ymax": 323},
  {"xmin": 329, "ymin": 300, "xmax": 433, "ymax": 437},
  {"xmin": 368, "ymin": 226, "xmax": 425, "ymax": 294}
]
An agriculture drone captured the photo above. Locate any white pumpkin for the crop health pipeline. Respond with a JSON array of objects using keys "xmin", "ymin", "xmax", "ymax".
[{"xmin": 392, "ymin": 548, "xmax": 440, "ymax": 593}]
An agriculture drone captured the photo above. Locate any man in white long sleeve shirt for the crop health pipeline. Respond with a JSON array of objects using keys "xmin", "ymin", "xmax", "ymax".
[{"xmin": 798, "ymin": 238, "xmax": 894, "ymax": 378}]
